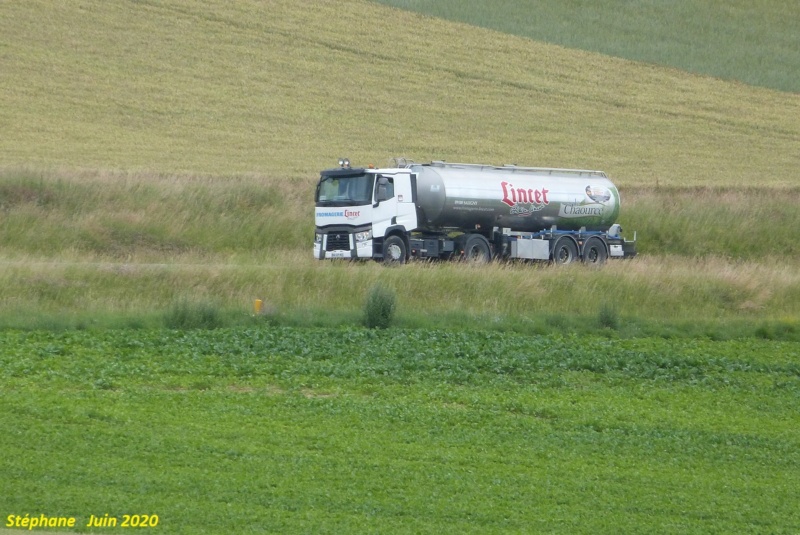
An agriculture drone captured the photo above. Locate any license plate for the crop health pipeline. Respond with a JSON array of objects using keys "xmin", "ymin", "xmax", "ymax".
[{"xmin": 328, "ymin": 250, "xmax": 347, "ymax": 259}]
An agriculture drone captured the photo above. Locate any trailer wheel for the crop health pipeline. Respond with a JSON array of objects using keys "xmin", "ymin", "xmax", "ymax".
[
  {"xmin": 382, "ymin": 235, "xmax": 407, "ymax": 265},
  {"xmin": 582, "ymin": 237, "xmax": 608, "ymax": 265},
  {"xmin": 463, "ymin": 234, "xmax": 492, "ymax": 263},
  {"xmin": 552, "ymin": 237, "xmax": 578, "ymax": 265}
]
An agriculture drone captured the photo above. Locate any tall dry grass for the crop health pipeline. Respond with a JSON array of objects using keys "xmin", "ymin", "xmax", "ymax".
[
  {"xmin": 0, "ymin": 167, "xmax": 315, "ymax": 260},
  {"xmin": 622, "ymin": 186, "xmax": 800, "ymax": 258},
  {"xmin": 1, "ymin": 248, "xmax": 798, "ymax": 332},
  {"xmin": 1, "ymin": 168, "xmax": 799, "ymax": 332}
]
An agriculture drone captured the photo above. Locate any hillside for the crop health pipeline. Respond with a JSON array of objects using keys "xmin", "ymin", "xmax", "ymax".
[
  {"xmin": 374, "ymin": 0, "xmax": 800, "ymax": 94},
  {"xmin": 1, "ymin": 0, "xmax": 798, "ymax": 187}
]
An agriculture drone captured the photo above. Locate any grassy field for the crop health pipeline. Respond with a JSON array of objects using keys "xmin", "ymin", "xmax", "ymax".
[
  {"xmin": 2, "ymin": 329, "xmax": 798, "ymax": 533},
  {"xmin": 1, "ymin": 168, "xmax": 799, "ymax": 335},
  {"xmin": 1, "ymin": 1, "xmax": 798, "ymax": 186},
  {"xmin": 1, "ymin": 2, "xmax": 800, "ymax": 532},
  {"xmin": 374, "ymin": 0, "xmax": 800, "ymax": 93},
  {"xmin": 3, "ymin": 168, "xmax": 800, "ymax": 260},
  {"xmin": 2, "ymin": 247, "xmax": 800, "ymax": 339}
]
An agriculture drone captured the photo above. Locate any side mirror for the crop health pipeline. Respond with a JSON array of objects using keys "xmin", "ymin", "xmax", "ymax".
[
  {"xmin": 377, "ymin": 186, "xmax": 389, "ymax": 202},
  {"xmin": 375, "ymin": 177, "xmax": 390, "ymax": 203}
]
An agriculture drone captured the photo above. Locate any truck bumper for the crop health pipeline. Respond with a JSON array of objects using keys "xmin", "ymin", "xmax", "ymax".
[{"xmin": 314, "ymin": 239, "xmax": 374, "ymax": 260}]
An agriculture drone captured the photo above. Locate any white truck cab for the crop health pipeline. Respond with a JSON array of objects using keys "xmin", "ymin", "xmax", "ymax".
[{"xmin": 314, "ymin": 159, "xmax": 417, "ymax": 260}]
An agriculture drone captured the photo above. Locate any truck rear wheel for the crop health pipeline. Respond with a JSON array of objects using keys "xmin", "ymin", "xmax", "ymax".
[
  {"xmin": 463, "ymin": 234, "xmax": 492, "ymax": 263},
  {"xmin": 552, "ymin": 237, "xmax": 578, "ymax": 265},
  {"xmin": 382, "ymin": 235, "xmax": 407, "ymax": 265},
  {"xmin": 582, "ymin": 237, "xmax": 608, "ymax": 265}
]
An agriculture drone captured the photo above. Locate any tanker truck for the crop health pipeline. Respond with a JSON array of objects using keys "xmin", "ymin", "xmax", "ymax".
[{"xmin": 314, "ymin": 158, "xmax": 636, "ymax": 264}]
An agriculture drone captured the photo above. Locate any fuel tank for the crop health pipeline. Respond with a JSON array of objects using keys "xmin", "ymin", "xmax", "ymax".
[{"xmin": 409, "ymin": 162, "xmax": 620, "ymax": 232}]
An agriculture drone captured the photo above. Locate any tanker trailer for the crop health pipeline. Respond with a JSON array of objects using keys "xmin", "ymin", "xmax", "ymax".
[{"xmin": 314, "ymin": 159, "xmax": 636, "ymax": 264}]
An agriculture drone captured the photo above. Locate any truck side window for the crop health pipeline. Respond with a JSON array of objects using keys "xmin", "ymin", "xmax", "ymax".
[{"xmin": 376, "ymin": 176, "xmax": 394, "ymax": 202}]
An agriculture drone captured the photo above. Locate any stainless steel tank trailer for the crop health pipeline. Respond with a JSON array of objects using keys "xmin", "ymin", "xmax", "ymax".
[{"xmin": 314, "ymin": 158, "xmax": 636, "ymax": 264}]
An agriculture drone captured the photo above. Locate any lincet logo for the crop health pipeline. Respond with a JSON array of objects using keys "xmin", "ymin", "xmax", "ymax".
[
  {"xmin": 500, "ymin": 181, "xmax": 549, "ymax": 208},
  {"xmin": 317, "ymin": 209, "xmax": 361, "ymax": 220}
]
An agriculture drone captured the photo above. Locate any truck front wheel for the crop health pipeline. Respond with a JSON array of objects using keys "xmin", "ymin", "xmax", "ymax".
[{"xmin": 382, "ymin": 235, "xmax": 407, "ymax": 265}]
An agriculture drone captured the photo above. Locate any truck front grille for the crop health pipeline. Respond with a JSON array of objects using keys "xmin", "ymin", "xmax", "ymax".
[{"xmin": 325, "ymin": 233, "xmax": 350, "ymax": 251}]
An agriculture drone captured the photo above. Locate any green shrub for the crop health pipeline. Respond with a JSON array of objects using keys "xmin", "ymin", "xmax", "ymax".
[
  {"xmin": 163, "ymin": 298, "xmax": 223, "ymax": 330},
  {"xmin": 755, "ymin": 321, "xmax": 799, "ymax": 342},
  {"xmin": 363, "ymin": 283, "xmax": 397, "ymax": 329},
  {"xmin": 597, "ymin": 302, "xmax": 619, "ymax": 330}
]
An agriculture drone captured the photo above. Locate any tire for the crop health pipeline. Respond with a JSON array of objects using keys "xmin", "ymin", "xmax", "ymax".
[
  {"xmin": 382, "ymin": 235, "xmax": 407, "ymax": 265},
  {"xmin": 582, "ymin": 237, "xmax": 608, "ymax": 265},
  {"xmin": 551, "ymin": 236, "xmax": 578, "ymax": 265},
  {"xmin": 462, "ymin": 234, "xmax": 492, "ymax": 263}
]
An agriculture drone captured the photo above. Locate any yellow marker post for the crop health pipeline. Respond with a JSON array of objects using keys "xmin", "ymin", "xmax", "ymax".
[{"xmin": 254, "ymin": 299, "xmax": 263, "ymax": 315}]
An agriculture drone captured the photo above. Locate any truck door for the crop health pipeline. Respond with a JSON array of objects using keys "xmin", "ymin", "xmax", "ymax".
[
  {"xmin": 372, "ymin": 175, "xmax": 398, "ymax": 238},
  {"xmin": 394, "ymin": 173, "xmax": 417, "ymax": 230}
]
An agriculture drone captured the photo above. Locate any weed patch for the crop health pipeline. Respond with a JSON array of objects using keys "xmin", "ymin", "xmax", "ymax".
[
  {"xmin": 363, "ymin": 283, "xmax": 397, "ymax": 329},
  {"xmin": 163, "ymin": 298, "xmax": 223, "ymax": 330}
]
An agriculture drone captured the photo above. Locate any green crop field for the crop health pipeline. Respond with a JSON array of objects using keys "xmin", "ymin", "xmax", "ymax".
[
  {"xmin": 2, "ymin": 329, "xmax": 799, "ymax": 533},
  {"xmin": 1, "ymin": 0, "xmax": 800, "ymax": 532},
  {"xmin": 374, "ymin": 0, "xmax": 800, "ymax": 94}
]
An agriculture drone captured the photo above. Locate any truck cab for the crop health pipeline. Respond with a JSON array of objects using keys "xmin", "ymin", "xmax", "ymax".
[{"xmin": 314, "ymin": 160, "xmax": 417, "ymax": 260}]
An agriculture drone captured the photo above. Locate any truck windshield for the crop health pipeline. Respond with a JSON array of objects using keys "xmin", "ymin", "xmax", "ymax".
[{"xmin": 316, "ymin": 173, "xmax": 375, "ymax": 206}]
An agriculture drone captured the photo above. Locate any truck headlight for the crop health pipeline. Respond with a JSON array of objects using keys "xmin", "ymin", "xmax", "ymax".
[
  {"xmin": 354, "ymin": 230, "xmax": 372, "ymax": 243},
  {"xmin": 314, "ymin": 232, "xmax": 322, "ymax": 244}
]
